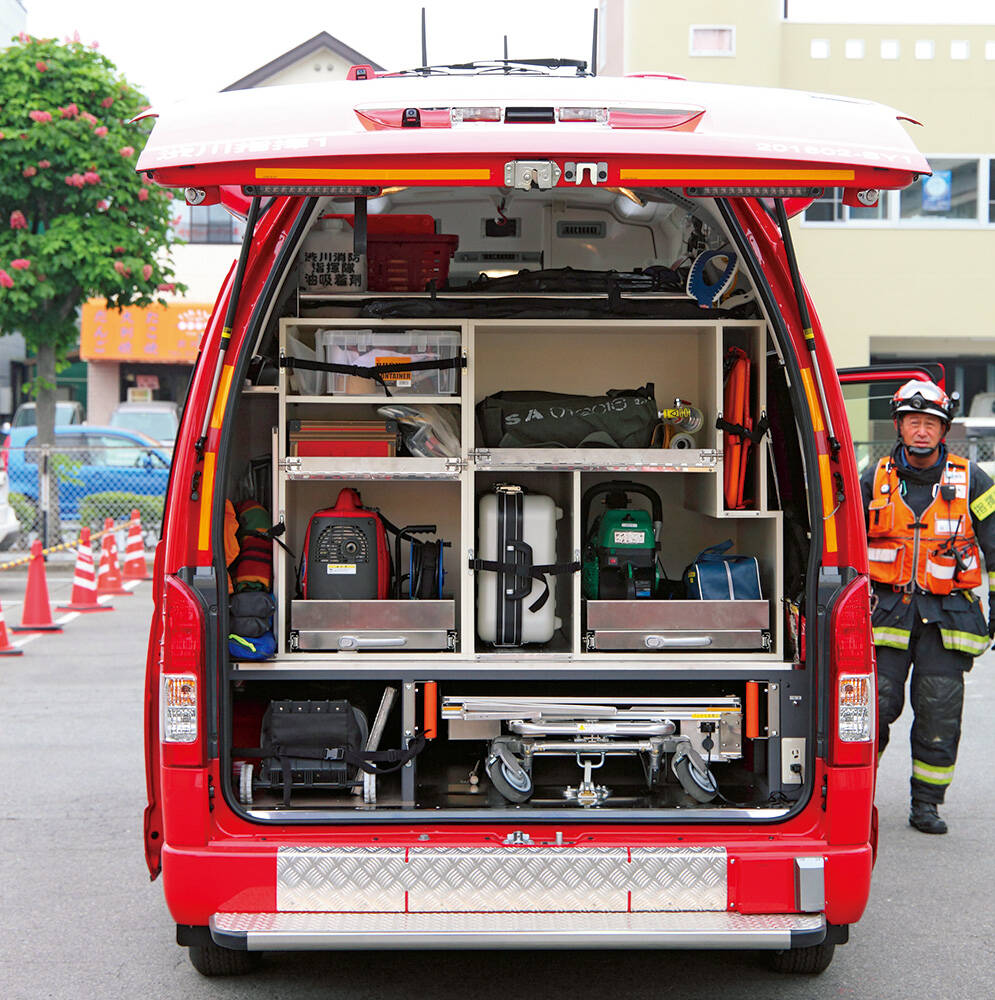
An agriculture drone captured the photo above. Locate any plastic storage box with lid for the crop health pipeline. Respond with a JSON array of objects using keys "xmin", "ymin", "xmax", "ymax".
[{"xmin": 317, "ymin": 329, "xmax": 461, "ymax": 396}]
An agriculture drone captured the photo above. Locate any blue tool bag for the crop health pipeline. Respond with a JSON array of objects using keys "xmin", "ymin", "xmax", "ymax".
[{"xmin": 683, "ymin": 540, "xmax": 762, "ymax": 600}]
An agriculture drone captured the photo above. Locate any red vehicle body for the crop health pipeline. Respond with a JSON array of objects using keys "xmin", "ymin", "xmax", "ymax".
[{"xmin": 140, "ymin": 66, "xmax": 930, "ymax": 976}]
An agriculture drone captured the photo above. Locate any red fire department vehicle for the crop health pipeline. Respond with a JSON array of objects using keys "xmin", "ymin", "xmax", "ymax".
[{"xmin": 140, "ymin": 60, "xmax": 930, "ymax": 976}]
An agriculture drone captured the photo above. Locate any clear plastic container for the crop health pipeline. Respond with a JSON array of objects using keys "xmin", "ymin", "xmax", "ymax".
[{"xmin": 317, "ymin": 329, "xmax": 461, "ymax": 396}]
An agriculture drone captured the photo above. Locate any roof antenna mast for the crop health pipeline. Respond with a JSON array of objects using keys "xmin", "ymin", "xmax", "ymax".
[
  {"xmin": 421, "ymin": 7, "xmax": 428, "ymax": 71},
  {"xmin": 591, "ymin": 7, "xmax": 598, "ymax": 76}
]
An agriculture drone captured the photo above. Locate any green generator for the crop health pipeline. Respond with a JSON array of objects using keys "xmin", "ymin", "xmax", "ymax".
[{"xmin": 582, "ymin": 481, "xmax": 664, "ymax": 600}]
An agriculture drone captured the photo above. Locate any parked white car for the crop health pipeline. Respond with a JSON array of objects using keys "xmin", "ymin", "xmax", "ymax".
[{"xmin": 109, "ymin": 401, "xmax": 180, "ymax": 447}]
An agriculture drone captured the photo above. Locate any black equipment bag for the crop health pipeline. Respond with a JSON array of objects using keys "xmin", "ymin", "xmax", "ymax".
[
  {"xmin": 229, "ymin": 591, "xmax": 277, "ymax": 638},
  {"xmin": 256, "ymin": 699, "xmax": 426, "ymax": 806},
  {"xmin": 476, "ymin": 385, "xmax": 658, "ymax": 449}
]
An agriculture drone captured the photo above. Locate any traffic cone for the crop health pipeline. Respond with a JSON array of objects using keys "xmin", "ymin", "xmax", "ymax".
[
  {"xmin": 122, "ymin": 509, "xmax": 152, "ymax": 582},
  {"xmin": 12, "ymin": 540, "xmax": 63, "ymax": 632},
  {"xmin": 58, "ymin": 529, "xmax": 113, "ymax": 612},
  {"xmin": 96, "ymin": 518, "xmax": 131, "ymax": 597},
  {"xmin": 0, "ymin": 596, "xmax": 24, "ymax": 655}
]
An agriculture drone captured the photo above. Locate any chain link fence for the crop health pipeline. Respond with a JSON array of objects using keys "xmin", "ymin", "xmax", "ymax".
[
  {"xmin": 853, "ymin": 438, "xmax": 995, "ymax": 477},
  {"xmin": 0, "ymin": 444, "xmax": 171, "ymax": 553}
]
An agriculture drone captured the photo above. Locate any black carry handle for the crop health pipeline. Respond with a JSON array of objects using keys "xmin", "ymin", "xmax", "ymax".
[
  {"xmin": 274, "ymin": 734, "xmax": 427, "ymax": 776},
  {"xmin": 581, "ymin": 479, "xmax": 664, "ymax": 535}
]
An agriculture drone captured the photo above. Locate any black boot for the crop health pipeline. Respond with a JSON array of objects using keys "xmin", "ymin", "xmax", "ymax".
[{"xmin": 909, "ymin": 800, "xmax": 948, "ymax": 835}]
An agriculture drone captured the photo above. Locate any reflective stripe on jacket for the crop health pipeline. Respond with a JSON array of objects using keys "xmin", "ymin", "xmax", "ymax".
[{"xmin": 867, "ymin": 454, "xmax": 982, "ymax": 593}]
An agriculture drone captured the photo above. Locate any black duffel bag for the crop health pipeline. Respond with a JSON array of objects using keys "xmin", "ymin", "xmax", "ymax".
[
  {"xmin": 476, "ymin": 384, "xmax": 659, "ymax": 449},
  {"xmin": 255, "ymin": 700, "xmax": 425, "ymax": 806},
  {"xmin": 229, "ymin": 591, "xmax": 276, "ymax": 638}
]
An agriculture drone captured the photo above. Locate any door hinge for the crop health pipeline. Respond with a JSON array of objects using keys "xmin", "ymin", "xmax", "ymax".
[
  {"xmin": 281, "ymin": 456, "xmax": 302, "ymax": 471},
  {"xmin": 444, "ymin": 456, "xmax": 465, "ymax": 474},
  {"xmin": 469, "ymin": 448, "xmax": 491, "ymax": 466}
]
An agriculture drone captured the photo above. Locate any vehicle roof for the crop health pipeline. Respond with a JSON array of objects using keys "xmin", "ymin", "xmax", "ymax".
[
  {"xmin": 8, "ymin": 424, "xmax": 165, "ymax": 448},
  {"xmin": 14, "ymin": 400, "xmax": 81, "ymax": 409},
  {"xmin": 137, "ymin": 74, "xmax": 930, "ymax": 192}
]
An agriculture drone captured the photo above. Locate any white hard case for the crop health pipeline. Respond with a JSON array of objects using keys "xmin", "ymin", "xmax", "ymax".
[{"xmin": 476, "ymin": 492, "xmax": 563, "ymax": 645}]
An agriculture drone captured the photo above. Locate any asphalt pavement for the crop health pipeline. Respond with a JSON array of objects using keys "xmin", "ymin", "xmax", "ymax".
[{"xmin": 0, "ymin": 571, "xmax": 993, "ymax": 999}]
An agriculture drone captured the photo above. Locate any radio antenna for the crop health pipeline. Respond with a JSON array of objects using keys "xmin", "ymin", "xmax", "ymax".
[
  {"xmin": 421, "ymin": 7, "xmax": 428, "ymax": 71},
  {"xmin": 591, "ymin": 7, "xmax": 598, "ymax": 76}
]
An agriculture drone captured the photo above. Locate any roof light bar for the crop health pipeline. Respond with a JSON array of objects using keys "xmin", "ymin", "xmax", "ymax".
[
  {"xmin": 685, "ymin": 186, "xmax": 824, "ymax": 198},
  {"xmin": 243, "ymin": 184, "xmax": 382, "ymax": 197},
  {"xmin": 558, "ymin": 106, "xmax": 608, "ymax": 123}
]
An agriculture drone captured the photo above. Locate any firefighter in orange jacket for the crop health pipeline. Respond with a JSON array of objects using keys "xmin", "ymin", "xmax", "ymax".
[{"xmin": 861, "ymin": 379, "xmax": 995, "ymax": 834}]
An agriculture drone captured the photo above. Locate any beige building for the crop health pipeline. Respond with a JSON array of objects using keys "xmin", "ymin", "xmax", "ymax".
[{"xmin": 600, "ymin": 0, "xmax": 995, "ymax": 407}]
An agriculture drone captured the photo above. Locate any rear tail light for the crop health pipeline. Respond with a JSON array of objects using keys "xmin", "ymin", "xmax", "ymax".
[
  {"xmin": 558, "ymin": 106, "xmax": 608, "ymax": 123},
  {"xmin": 829, "ymin": 576, "xmax": 876, "ymax": 766},
  {"xmin": 1, "ymin": 435, "xmax": 8, "ymax": 473},
  {"xmin": 159, "ymin": 575, "xmax": 205, "ymax": 766},
  {"xmin": 451, "ymin": 106, "xmax": 501, "ymax": 123}
]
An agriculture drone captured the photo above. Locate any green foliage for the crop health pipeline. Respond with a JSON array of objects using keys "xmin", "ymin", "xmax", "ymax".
[
  {"xmin": 8, "ymin": 490, "xmax": 37, "ymax": 533},
  {"xmin": 0, "ymin": 34, "xmax": 184, "ymax": 354},
  {"xmin": 78, "ymin": 490, "xmax": 163, "ymax": 531}
]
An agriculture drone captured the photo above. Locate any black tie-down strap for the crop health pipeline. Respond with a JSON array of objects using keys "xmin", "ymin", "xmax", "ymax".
[
  {"xmin": 469, "ymin": 552, "xmax": 580, "ymax": 614},
  {"xmin": 715, "ymin": 412, "xmax": 770, "ymax": 445},
  {"xmin": 280, "ymin": 354, "xmax": 466, "ymax": 397},
  {"xmin": 274, "ymin": 733, "xmax": 427, "ymax": 779}
]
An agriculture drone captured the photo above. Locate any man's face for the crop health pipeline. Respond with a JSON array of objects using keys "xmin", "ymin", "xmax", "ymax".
[{"xmin": 898, "ymin": 413, "xmax": 945, "ymax": 453}]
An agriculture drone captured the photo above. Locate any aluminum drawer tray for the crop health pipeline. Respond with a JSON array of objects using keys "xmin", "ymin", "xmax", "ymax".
[
  {"xmin": 291, "ymin": 600, "xmax": 455, "ymax": 652},
  {"xmin": 586, "ymin": 600, "xmax": 769, "ymax": 651}
]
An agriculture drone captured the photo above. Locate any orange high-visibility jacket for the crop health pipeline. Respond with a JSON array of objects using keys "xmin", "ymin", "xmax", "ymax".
[{"xmin": 867, "ymin": 454, "xmax": 982, "ymax": 593}]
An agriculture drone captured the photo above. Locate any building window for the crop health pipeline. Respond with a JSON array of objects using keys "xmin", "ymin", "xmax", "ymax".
[
  {"xmin": 845, "ymin": 39, "xmax": 865, "ymax": 60},
  {"xmin": 803, "ymin": 188, "xmax": 886, "ymax": 224},
  {"xmin": 986, "ymin": 41, "xmax": 995, "ymax": 60},
  {"xmin": 689, "ymin": 26, "xmax": 735, "ymax": 57},
  {"xmin": 914, "ymin": 39, "xmax": 934, "ymax": 60},
  {"xmin": 880, "ymin": 39, "xmax": 900, "ymax": 60},
  {"xmin": 810, "ymin": 38, "xmax": 830, "ymax": 59},
  {"xmin": 899, "ymin": 158, "xmax": 978, "ymax": 221},
  {"xmin": 950, "ymin": 40, "xmax": 970, "ymax": 60},
  {"xmin": 172, "ymin": 201, "xmax": 246, "ymax": 244}
]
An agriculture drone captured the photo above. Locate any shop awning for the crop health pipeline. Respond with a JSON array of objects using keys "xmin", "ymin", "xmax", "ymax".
[{"xmin": 80, "ymin": 300, "xmax": 215, "ymax": 363}]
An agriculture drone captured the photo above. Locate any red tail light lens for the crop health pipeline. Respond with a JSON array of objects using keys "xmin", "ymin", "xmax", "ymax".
[
  {"xmin": 829, "ymin": 576, "xmax": 876, "ymax": 766},
  {"xmin": 159, "ymin": 575, "xmax": 205, "ymax": 767},
  {"xmin": 1, "ymin": 435, "xmax": 9, "ymax": 473}
]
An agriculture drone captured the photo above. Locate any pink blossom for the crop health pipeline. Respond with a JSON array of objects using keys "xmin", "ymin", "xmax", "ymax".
[
  {"xmin": 72, "ymin": 30, "xmax": 81, "ymax": 43},
  {"xmin": 38, "ymin": 160, "xmax": 50, "ymax": 169},
  {"xmin": 83, "ymin": 170, "xmax": 100, "ymax": 185},
  {"xmin": 10, "ymin": 259, "xmax": 30, "ymax": 270},
  {"xmin": 90, "ymin": 40, "xmax": 99, "ymax": 50},
  {"xmin": 96, "ymin": 200, "xmax": 109, "ymax": 211},
  {"xmin": 9, "ymin": 210, "xmax": 27, "ymax": 230},
  {"xmin": 142, "ymin": 264, "xmax": 153, "ymax": 280},
  {"xmin": 23, "ymin": 166, "xmax": 37, "ymax": 178},
  {"xmin": 28, "ymin": 110, "xmax": 53, "ymax": 124},
  {"xmin": 35, "ymin": 61, "xmax": 47, "ymax": 72},
  {"xmin": 80, "ymin": 111, "xmax": 97, "ymax": 125},
  {"xmin": 0, "ymin": 271, "xmax": 13, "ymax": 289},
  {"xmin": 138, "ymin": 188, "xmax": 149, "ymax": 202},
  {"xmin": 119, "ymin": 145, "xmax": 134, "ymax": 158},
  {"xmin": 94, "ymin": 126, "xmax": 108, "ymax": 137},
  {"xmin": 59, "ymin": 103, "xmax": 79, "ymax": 118},
  {"xmin": 101, "ymin": 96, "xmax": 114, "ymax": 108},
  {"xmin": 65, "ymin": 173, "xmax": 86, "ymax": 189},
  {"xmin": 113, "ymin": 261, "xmax": 131, "ymax": 277},
  {"xmin": 0, "ymin": 132, "xmax": 4, "ymax": 140},
  {"xmin": 113, "ymin": 246, "xmax": 125, "ymax": 254},
  {"xmin": 18, "ymin": 31, "xmax": 29, "ymax": 43},
  {"xmin": 157, "ymin": 282, "xmax": 176, "ymax": 293}
]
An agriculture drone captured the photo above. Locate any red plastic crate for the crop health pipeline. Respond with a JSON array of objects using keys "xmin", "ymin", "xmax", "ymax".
[{"xmin": 367, "ymin": 233, "xmax": 460, "ymax": 292}]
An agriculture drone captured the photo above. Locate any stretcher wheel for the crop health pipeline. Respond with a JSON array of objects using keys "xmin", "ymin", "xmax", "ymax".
[
  {"xmin": 486, "ymin": 757, "xmax": 533, "ymax": 803},
  {"xmin": 672, "ymin": 753, "xmax": 717, "ymax": 803}
]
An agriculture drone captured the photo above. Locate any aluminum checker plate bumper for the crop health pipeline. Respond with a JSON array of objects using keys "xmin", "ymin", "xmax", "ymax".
[
  {"xmin": 208, "ymin": 846, "xmax": 826, "ymax": 950},
  {"xmin": 211, "ymin": 911, "xmax": 826, "ymax": 951}
]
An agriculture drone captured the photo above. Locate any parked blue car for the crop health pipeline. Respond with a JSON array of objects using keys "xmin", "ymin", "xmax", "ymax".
[{"xmin": 4, "ymin": 425, "xmax": 171, "ymax": 520}]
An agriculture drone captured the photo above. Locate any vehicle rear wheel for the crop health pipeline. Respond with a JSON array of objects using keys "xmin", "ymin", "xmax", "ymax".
[
  {"xmin": 769, "ymin": 939, "xmax": 836, "ymax": 974},
  {"xmin": 187, "ymin": 943, "xmax": 262, "ymax": 977}
]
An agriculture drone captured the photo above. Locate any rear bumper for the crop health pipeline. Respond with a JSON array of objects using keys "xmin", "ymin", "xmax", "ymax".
[{"xmin": 210, "ymin": 910, "xmax": 826, "ymax": 951}]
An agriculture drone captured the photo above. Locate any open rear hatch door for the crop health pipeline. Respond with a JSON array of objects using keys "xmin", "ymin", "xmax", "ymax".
[{"xmin": 136, "ymin": 75, "xmax": 929, "ymax": 201}]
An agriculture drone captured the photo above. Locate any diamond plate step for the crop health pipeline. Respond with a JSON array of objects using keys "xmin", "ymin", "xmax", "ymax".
[{"xmin": 211, "ymin": 911, "xmax": 826, "ymax": 951}]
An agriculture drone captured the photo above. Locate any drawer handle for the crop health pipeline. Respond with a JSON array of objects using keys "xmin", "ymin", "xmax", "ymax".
[
  {"xmin": 337, "ymin": 635, "xmax": 408, "ymax": 650},
  {"xmin": 644, "ymin": 634, "xmax": 713, "ymax": 648}
]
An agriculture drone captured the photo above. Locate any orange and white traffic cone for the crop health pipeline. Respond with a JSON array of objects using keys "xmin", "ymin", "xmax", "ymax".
[
  {"xmin": 0, "ymin": 596, "xmax": 24, "ymax": 654},
  {"xmin": 96, "ymin": 518, "xmax": 131, "ymax": 597},
  {"xmin": 122, "ymin": 509, "xmax": 152, "ymax": 582},
  {"xmin": 58, "ymin": 528, "xmax": 113, "ymax": 612},
  {"xmin": 13, "ymin": 540, "xmax": 63, "ymax": 632}
]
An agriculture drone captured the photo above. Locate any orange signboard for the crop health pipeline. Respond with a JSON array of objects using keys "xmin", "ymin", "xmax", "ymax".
[{"xmin": 80, "ymin": 299, "xmax": 215, "ymax": 363}]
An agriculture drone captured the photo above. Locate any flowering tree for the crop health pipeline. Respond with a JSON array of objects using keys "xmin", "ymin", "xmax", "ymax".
[{"xmin": 0, "ymin": 33, "xmax": 182, "ymax": 446}]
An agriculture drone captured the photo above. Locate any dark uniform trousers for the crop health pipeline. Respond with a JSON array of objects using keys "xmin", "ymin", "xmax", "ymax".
[{"xmin": 875, "ymin": 597, "xmax": 968, "ymax": 804}]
